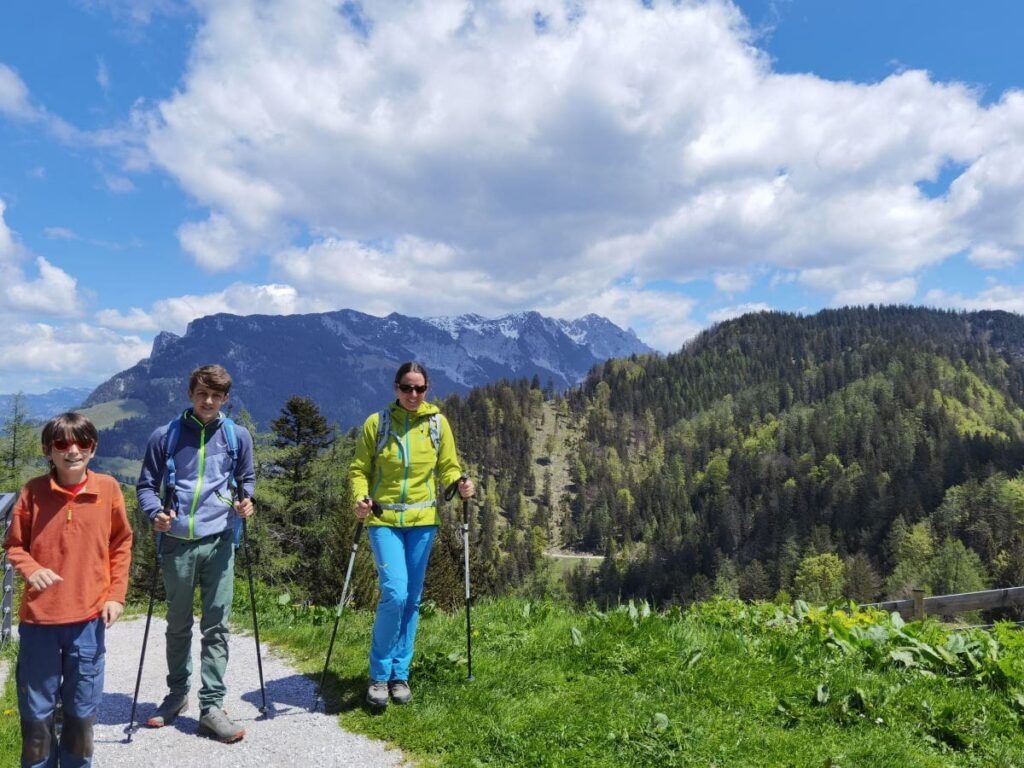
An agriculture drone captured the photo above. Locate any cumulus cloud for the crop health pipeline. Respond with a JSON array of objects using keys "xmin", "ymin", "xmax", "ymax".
[
  {"xmin": 130, "ymin": 0, "xmax": 1024, "ymax": 318},
  {"xmin": 273, "ymin": 236, "xmax": 505, "ymax": 317},
  {"xmin": 541, "ymin": 284, "xmax": 702, "ymax": 354},
  {"xmin": 0, "ymin": 200, "xmax": 83, "ymax": 318},
  {"xmin": 96, "ymin": 281, "xmax": 325, "ymax": 333},
  {"xmin": 4, "ymin": 257, "xmax": 82, "ymax": 315},
  {"xmin": 925, "ymin": 282, "xmax": 1024, "ymax": 315},
  {"xmin": 968, "ymin": 243, "xmax": 1019, "ymax": 269},
  {"xmin": 0, "ymin": 322, "xmax": 149, "ymax": 393},
  {"xmin": 799, "ymin": 267, "xmax": 918, "ymax": 306}
]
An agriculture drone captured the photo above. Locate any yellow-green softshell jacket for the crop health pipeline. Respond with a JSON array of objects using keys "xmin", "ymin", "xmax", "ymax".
[{"xmin": 349, "ymin": 400, "xmax": 464, "ymax": 527}]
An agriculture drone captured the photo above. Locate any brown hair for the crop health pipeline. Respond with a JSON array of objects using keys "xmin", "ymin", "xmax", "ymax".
[
  {"xmin": 189, "ymin": 364, "xmax": 233, "ymax": 395},
  {"xmin": 394, "ymin": 361, "xmax": 430, "ymax": 387},
  {"xmin": 41, "ymin": 412, "xmax": 98, "ymax": 455}
]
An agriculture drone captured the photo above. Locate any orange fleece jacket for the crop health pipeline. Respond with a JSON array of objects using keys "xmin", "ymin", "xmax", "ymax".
[{"xmin": 4, "ymin": 470, "xmax": 133, "ymax": 624}]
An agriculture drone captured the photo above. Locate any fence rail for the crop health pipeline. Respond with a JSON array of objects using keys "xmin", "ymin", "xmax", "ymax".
[
  {"xmin": 863, "ymin": 586, "xmax": 1024, "ymax": 621},
  {"xmin": 1, "ymin": 492, "xmax": 15, "ymax": 646}
]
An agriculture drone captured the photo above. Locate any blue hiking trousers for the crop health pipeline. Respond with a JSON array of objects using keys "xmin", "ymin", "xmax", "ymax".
[
  {"xmin": 16, "ymin": 617, "xmax": 105, "ymax": 768},
  {"xmin": 367, "ymin": 524, "xmax": 438, "ymax": 682}
]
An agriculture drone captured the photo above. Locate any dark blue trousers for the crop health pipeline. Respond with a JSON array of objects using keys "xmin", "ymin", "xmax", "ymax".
[{"xmin": 16, "ymin": 618, "xmax": 105, "ymax": 768}]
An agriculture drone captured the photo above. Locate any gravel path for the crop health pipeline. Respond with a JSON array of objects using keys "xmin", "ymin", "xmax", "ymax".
[{"xmin": 90, "ymin": 617, "xmax": 408, "ymax": 767}]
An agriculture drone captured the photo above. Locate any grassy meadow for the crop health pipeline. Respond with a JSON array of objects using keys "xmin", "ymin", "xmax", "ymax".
[
  {"xmin": 2, "ymin": 593, "xmax": 1023, "ymax": 766},
  {"xmin": 240, "ymin": 591, "xmax": 1024, "ymax": 767}
]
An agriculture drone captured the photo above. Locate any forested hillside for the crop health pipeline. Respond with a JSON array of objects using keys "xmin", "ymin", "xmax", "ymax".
[
  {"xmin": 562, "ymin": 306, "xmax": 1024, "ymax": 608},
  {"xmin": 8, "ymin": 305, "xmax": 1024, "ymax": 616}
]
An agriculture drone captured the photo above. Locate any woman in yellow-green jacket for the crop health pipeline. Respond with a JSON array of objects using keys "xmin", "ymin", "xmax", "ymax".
[{"xmin": 349, "ymin": 361, "xmax": 475, "ymax": 707}]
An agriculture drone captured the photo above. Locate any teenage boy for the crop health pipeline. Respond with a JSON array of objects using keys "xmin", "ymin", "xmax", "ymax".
[
  {"xmin": 4, "ymin": 412, "xmax": 133, "ymax": 768},
  {"xmin": 136, "ymin": 364, "xmax": 255, "ymax": 743}
]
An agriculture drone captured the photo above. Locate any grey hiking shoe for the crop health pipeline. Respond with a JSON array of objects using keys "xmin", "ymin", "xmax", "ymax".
[
  {"xmin": 366, "ymin": 680, "xmax": 389, "ymax": 708},
  {"xmin": 198, "ymin": 706, "xmax": 245, "ymax": 743},
  {"xmin": 389, "ymin": 680, "xmax": 412, "ymax": 704},
  {"xmin": 145, "ymin": 693, "xmax": 188, "ymax": 728}
]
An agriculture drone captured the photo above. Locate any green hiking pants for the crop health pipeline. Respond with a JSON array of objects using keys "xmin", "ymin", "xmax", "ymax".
[{"xmin": 161, "ymin": 529, "xmax": 235, "ymax": 710}]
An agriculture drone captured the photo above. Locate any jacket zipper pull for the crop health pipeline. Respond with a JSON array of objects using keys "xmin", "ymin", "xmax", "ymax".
[{"xmin": 67, "ymin": 505, "xmax": 73, "ymax": 522}]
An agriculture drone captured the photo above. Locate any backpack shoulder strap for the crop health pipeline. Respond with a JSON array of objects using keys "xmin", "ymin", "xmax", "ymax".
[
  {"xmin": 428, "ymin": 413, "xmax": 442, "ymax": 452},
  {"xmin": 162, "ymin": 414, "xmax": 184, "ymax": 506},
  {"xmin": 221, "ymin": 415, "xmax": 239, "ymax": 491},
  {"xmin": 374, "ymin": 409, "xmax": 391, "ymax": 457}
]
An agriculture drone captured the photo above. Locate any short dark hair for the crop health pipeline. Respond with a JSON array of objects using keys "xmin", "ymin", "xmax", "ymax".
[
  {"xmin": 394, "ymin": 361, "xmax": 430, "ymax": 387},
  {"xmin": 41, "ymin": 412, "xmax": 98, "ymax": 455},
  {"xmin": 189, "ymin": 364, "xmax": 232, "ymax": 394}
]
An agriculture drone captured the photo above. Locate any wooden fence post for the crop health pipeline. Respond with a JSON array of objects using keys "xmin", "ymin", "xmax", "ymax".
[{"xmin": 912, "ymin": 588, "xmax": 925, "ymax": 620}]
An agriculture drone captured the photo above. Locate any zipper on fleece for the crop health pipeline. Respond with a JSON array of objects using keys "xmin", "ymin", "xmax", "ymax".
[
  {"xmin": 187, "ymin": 414, "xmax": 208, "ymax": 539},
  {"xmin": 400, "ymin": 411, "xmax": 411, "ymax": 526}
]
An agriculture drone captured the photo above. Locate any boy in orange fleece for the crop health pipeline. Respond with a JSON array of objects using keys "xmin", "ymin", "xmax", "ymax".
[{"xmin": 3, "ymin": 412, "xmax": 133, "ymax": 768}]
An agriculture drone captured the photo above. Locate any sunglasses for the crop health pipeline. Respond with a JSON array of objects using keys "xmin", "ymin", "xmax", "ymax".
[
  {"xmin": 51, "ymin": 438, "xmax": 95, "ymax": 452},
  {"xmin": 397, "ymin": 384, "xmax": 428, "ymax": 394}
]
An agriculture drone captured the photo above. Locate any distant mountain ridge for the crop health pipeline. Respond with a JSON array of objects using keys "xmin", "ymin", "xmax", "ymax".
[
  {"xmin": 85, "ymin": 308, "xmax": 652, "ymax": 458},
  {"xmin": 0, "ymin": 387, "xmax": 92, "ymax": 422}
]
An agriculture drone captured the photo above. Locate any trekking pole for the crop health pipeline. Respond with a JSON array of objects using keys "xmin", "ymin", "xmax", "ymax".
[
  {"xmin": 237, "ymin": 487, "xmax": 268, "ymax": 715},
  {"xmin": 446, "ymin": 476, "xmax": 474, "ymax": 681},
  {"xmin": 126, "ymin": 531, "xmax": 161, "ymax": 742},
  {"xmin": 314, "ymin": 498, "xmax": 376, "ymax": 710}
]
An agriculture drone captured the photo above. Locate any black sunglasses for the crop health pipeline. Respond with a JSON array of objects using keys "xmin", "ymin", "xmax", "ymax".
[{"xmin": 397, "ymin": 384, "xmax": 428, "ymax": 394}]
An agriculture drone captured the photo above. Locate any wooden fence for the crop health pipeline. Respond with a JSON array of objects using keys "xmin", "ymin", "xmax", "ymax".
[
  {"xmin": 863, "ymin": 586, "xmax": 1024, "ymax": 621},
  {"xmin": 1, "ymin": 492, "xmax": 15, "ymax": 645}
]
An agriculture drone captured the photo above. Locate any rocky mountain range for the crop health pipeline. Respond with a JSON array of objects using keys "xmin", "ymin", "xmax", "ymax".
[{"xmin": 85, "ymin": 308, "xmax": 653, "ymax": 458}]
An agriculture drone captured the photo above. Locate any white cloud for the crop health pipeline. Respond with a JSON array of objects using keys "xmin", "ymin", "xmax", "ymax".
[
  {"xmin": 0, "ymin": 322, "xmax": 149, "ymax": 393},
  {"xmin": 968, "ymin": 243, "xmax": 1019, "ymax": 269},
  {"xmin": 0, "ymin": 201, "xmax": 84, "ymax": 318},
  {"xmin": 799, "ymin": 267, "xmax": 918, "ymax": 306},
  {"xmin": 96, "ymin": 281, "xmax": 323, "ymax": 334},
  {"xmin": 176, "ymin": 213, "xmax": 245, "ymax": 271},
  {"xmin": 713, "ymin": 271, "xmax": 754, "ymax": 295},
  {"xmin": 97, "ymin": 57, "xmax": 111, "ymax": 92},
  {"xmin": 4, "ymin": 257, "xmax": 82, "ymax": 316},
  {"xmin": 541, "ymin": 284, "xmax": 702, "ymax": 354},
  {"xmin": 130, "ymin": 0, "xmax": 1024, "ymax": 315},
  {"xmin": 273, "ymin": 236, "xmax": 502, "ymax": 317},
  {"xmin": 0, "ymin": 200, "xmax": 15, "ymax": 258},
  {"xmin": 925, "ymin": 282, "xmax": 1024, "ymax": 315},
  {"xmin": 0, "ymin": 63, "xmax": 37, "ymax": 120},
  {"xmin": 44, "ymin": 227, "xmax": 79, "ymax": 241},
  {"xmin": 0, "ymin": 62, "xmax": 78, "ymax": 140},
  {"xmin": 707, "ymin": 302, "xmax": 772, "ymax": 323}
]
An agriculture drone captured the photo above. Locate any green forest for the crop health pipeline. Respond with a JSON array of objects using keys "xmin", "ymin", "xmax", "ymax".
[{"xmin": 3, "ymin": 306, "xmax": 1024, "ymax": 618}]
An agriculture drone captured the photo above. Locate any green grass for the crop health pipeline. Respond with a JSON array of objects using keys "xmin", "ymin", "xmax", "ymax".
[
  {"xmin": 3, "ymin": 594, "xmax": 1022, "ymax": 766},
  {"xmin": 0, "ymin": 641, "xmax": 20, "ymax": 762},
  {"xmin": 75, "ymin": 399, "xmax": 148, "ymax": 431},
  {"xmin": 543, "ymin": 553, "xmax": 600, "ymax": 582},
  {"xmin": 90, "ymin": 455, "xmax": 142, "ymax": 483},
  {"xmin": 237, "ymin": 592, "xmax": 1024, "ymax": 767}
]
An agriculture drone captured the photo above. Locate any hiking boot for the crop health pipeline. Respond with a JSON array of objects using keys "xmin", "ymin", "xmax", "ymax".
[
  {"xmin": 198, "ymin": 707, "xmax": 245, "ymax": 743},
  {"xmin": 145, "ymin": 693, "xmax": 188, "ymax": 728},
  {"xmin": 366, "ymin": 680, "xmax": 389, "ymax": 708},
  {"xmin": 389, "ymin": 680, "xmax": 412, "ymax": 705}
]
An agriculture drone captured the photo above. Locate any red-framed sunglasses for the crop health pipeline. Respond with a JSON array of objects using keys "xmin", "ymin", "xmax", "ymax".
[
  {"xmin": 397, "ymin": 384, "xmax": 428, "ymax": 394},
  {"xmin": 51, "ymin": 438, "xmax": 96, "ymax": 452}
]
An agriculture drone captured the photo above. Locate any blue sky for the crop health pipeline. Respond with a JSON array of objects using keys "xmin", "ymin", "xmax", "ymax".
[{"xmin": 1, "ymin": 0, "xmax": 1022, "ymax": 393}]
